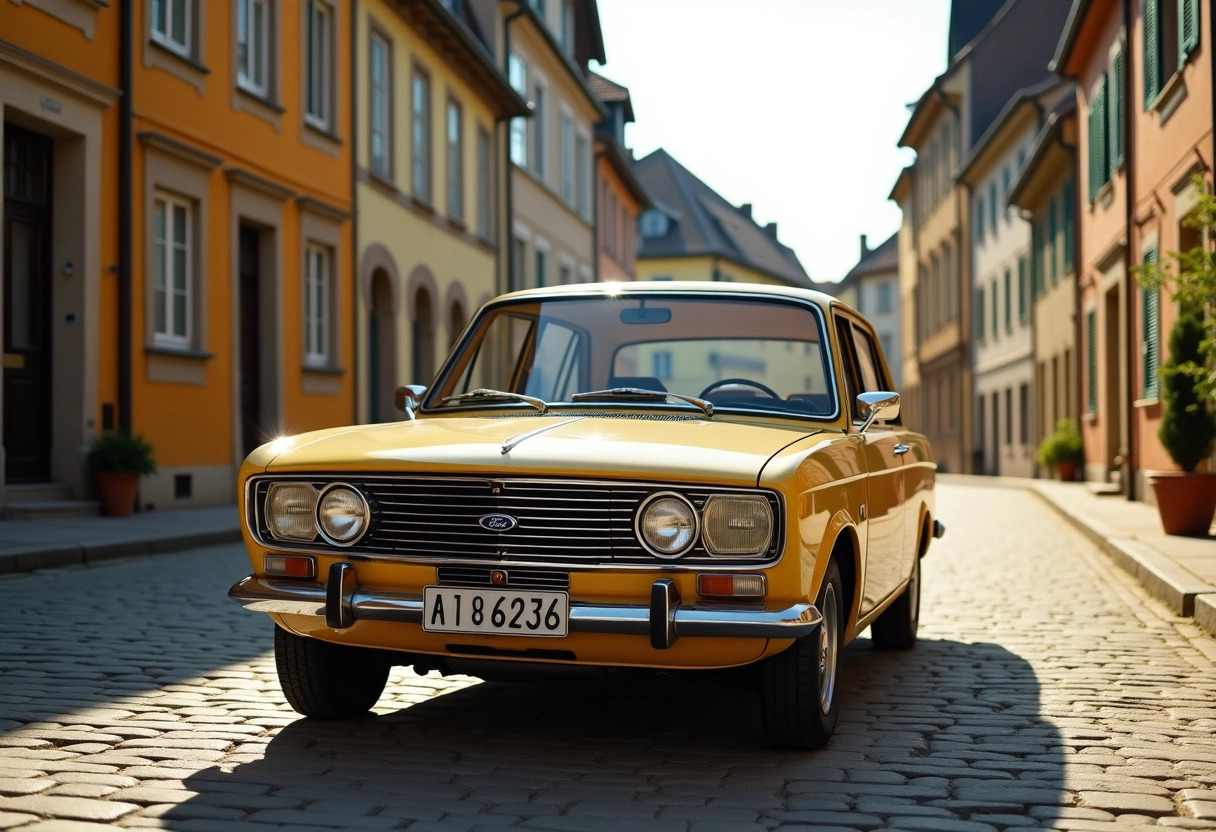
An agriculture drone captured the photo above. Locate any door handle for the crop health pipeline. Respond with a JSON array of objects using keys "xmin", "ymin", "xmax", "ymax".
[{"xmin": 894, "ymin": 444, "xmax": 911, "ymax": 455}]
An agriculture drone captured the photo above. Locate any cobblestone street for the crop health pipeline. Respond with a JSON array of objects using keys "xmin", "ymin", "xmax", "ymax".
[{"xmin": 1, "ymin": 481, "xmax": 1215, "ymax": 831}]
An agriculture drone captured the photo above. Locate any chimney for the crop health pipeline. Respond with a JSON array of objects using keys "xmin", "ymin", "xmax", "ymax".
[
  {"xmin": 740, "ymin": 203, "xmax": 752, "ymax": 219},
  {"xmin": 859, "ymin": 234, "xmax": 869, "ymax": 258},
  {"xmin": 764, "ymin": 222, "xmax": 778, "ymax": 240}
]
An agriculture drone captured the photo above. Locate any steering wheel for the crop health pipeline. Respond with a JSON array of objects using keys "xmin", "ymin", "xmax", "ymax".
[{"xmin": 699, "ymin": 378, "xmax": 782, "ymax": 400}]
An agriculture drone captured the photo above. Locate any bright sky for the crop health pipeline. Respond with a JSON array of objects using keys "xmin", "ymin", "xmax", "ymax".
[{"xmin": 594, "ymin": 0, "xmax": 952, "ymax": 284}]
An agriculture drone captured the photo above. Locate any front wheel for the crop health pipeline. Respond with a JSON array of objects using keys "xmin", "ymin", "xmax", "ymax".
[
  {"xmin": 274, "ymin": 626, "xmax": 390, "ymax": 719},
  {"xmin": 761, "ymin": 560, "xmax": 843, "ymax": 750}
]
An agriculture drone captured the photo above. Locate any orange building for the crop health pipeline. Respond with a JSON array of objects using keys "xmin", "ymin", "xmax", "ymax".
[
  {"xmin": 589, "ymin": 72, "xmax": 649, "ymax": 281},
  {"xmin": 3, "ymin": 1, "xmax": 355, "ymax": 514}
]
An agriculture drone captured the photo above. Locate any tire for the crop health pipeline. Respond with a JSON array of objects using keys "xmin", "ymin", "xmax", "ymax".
[
  {"xmin": 761, "ymin": 560, "xmax": 843, "ymax": 750},
  {"xmin": 870, "ymin": 553, "xmax": 920, "ymax": 651},
  {"xmin": 274, "ymin": 626, "xmax": 390, "ymax": 719}
]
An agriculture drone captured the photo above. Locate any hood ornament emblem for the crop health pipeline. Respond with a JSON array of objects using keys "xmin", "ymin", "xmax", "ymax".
[{"xmin": 479, "ymin": 513, "xmax": 518, "ymax": 533}]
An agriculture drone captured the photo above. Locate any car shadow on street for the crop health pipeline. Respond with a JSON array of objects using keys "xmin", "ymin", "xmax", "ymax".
[{"xmin": 166, "ymin": 636, "xmax": 1067, "ymax": 828}]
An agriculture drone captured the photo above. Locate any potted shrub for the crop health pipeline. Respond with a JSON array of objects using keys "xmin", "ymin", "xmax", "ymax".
[
  {"xmin": 1037, "ymin": 418, "xmax": 1083, "ymax": 481},
  {"xmin": 87, "ymin": 431, "xmax": 156, "ymax": 517},
  {"xmin": 1147, "ymin": 312, "xmax": 1216, "ymax": 535}
]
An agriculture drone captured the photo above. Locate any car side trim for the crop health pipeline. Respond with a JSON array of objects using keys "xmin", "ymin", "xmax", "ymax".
[{"xmin": 227, "ymin": 574, "xmax": 822, "ymax": 648}]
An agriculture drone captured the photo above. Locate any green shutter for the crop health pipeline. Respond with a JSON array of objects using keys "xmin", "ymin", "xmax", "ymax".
[
  {"xmin": 977, "ymin": 286, "xmax": 985, "ymax": 339},
  {"xmin": 1004, "ymin": 268, "xmax": 1012, "ymax": 329},
  {"xmin": 990, "ymin": 181, "xmax": 999, "ymax": 237},
  {"xmin": 1145, "ymin": 0, "xmax": 1160, "ymax": 107},
  {"xmin": 1032, "ymin": 221, "xmax": 1044, "ymax": 297},
  {"xmin": 1018, "ymin": 256, "xmax": 1027, "ymax": 319},
  {"xmin": 1048, "ymin": 197, "xmax": 1059, "ymax": 286},
  {"xmin": 1180, "ymin": 0, "xmax": 1200, "ymax": 63},
  {"xmin": 1142, "ymin": 247, "xmax": 1160, "ymax": 398},
  {"xmin": 992, "ymin": 278, "xmax": 999, "ymax": 335},
  {"xmin": 1096, "ymin": 76, "xmax": 1109, "ymax": 187},
  {"xmin": 1062, "ymin": 180, "xmax": 1075, "ymax": 272},
  {"xmin": 1112, "ymin": 48, "xmax": 1125, "ymax": 166},
  {"xmin": 1087, "ymin": 308, "xmax": 1098, "ymax": 414},
  {"xmin": 976, "ymin": 196, "xmax": 985, "ymax": 243}
]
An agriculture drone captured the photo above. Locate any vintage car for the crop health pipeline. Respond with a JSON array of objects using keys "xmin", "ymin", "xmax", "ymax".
[{"xmin": 229, "ymin": 281, "xmax": 942, "ymax": 749}]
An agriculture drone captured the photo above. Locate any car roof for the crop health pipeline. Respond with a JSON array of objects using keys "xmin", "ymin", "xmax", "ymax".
[{"xmin": 495, "ymin": 280, "xmax": 842, "ymax": 310}]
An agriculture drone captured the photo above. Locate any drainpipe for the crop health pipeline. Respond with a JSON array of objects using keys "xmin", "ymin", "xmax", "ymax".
[
  {"xmin": 503, "ymin": 4, "xmax": 527, "ymax": 294},
  {"xmin": 1123, "ymin": 0, "xmax": 1137, "ymax": 500},
  {"xmin": 118, "ymin": 0, "xmax": 133, "ymax": 433}
]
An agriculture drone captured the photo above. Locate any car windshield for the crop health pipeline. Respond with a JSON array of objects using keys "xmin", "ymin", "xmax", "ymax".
[{"xmin": 426, "ymin": 293, "xmax": 838, "ymax": 420}]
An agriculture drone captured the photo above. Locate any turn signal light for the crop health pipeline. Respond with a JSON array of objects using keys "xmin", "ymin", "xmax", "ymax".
[
  {"xmin": 264, "ymin": 554, "xmax": 316, "ymax": 579},
  {"xmin": 697, "ymin": 573, "xmax": 766, "ymax": 599}
]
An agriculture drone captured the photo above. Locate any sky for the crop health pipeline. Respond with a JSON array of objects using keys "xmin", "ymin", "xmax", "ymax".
[{"xmin": 594, "ymin": 0, "xmax": 952, "ymax": 284}]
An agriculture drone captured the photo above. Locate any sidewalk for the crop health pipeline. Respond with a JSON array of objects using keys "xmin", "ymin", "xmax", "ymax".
[
  {"xmin": 940, "ymin": 473, "xmax": 1216, "ymax": 638},
  {"xmin": 0, "ymin": 479, "xmax": 1212, "ymax": 638},
  {"xmin": 0, "ymin": 504, "xmax": 240, "ymax": 574}
]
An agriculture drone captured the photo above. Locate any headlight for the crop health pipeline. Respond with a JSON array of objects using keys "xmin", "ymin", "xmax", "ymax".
[
  {"xmin": 636, "ymin": 492, "xmax": 698, "ymax": 558},
  {"xmin": 317, "ymin": 484, "xmax": 370, "ymax": 546},
  {"xmin": 265, "ymin": 482, "xmax": 319, "ymax": 542},
  {"xmin": 702, "ymin": 495, "xmax": 773, "ymax": 556}
]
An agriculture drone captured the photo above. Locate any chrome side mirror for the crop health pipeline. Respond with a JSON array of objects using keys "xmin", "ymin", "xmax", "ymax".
[
  {"xmin": 395, "ymin": 384, "xmax": 428, "ymax": 420},
  {"xmin": 857, "ymin": 391, "xmax": 900, "ymax": 433}
]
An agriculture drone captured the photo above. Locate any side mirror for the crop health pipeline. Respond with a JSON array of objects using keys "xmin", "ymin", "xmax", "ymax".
[
  {"xmin": 857, "ymin": 391, "xmax": 899, "ymax": 433},
  {"xmin": 395, "ymin": 384, "xmax": 428, "ymax": 420}
]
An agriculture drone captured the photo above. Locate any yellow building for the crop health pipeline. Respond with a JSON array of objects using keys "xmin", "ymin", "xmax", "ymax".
[
  {"xmin": 4, "ymin": 1, "xmax": 357, "ymax": 514},
  {"xmin": 353, "ymin": 0, "xmax": 528, "ymax": 423},
  {"xmin": 632, "ymin": 149, "xmax": 812, "ymax": 289}
]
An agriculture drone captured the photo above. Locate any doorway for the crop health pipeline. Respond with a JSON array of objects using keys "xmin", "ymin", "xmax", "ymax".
[
  {"xmin": 367, "ymin": 268, "xmax": 397, "ymax": 422},
  {"xmin": 3, "ymin": 124, "xmax": 53, "ymax": 483},
  {"xmin": 238, "ymin": 226, "xmax": 262, "ymax": 458}
]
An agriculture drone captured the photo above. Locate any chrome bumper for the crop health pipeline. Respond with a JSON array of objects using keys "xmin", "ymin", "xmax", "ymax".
[{"xmin": 228, "ymin": 563, "xmax": 821, "ymax": 650}]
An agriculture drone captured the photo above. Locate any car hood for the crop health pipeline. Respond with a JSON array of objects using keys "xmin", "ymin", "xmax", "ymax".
[{"xmin": 259, "ymin": 414, "xmax": 823, "ymax": 486}]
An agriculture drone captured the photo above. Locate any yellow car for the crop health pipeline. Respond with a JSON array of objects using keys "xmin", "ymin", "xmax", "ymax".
[{"xmin": 229, "ymin": 281, "xmax": 942, "ymax": 749}]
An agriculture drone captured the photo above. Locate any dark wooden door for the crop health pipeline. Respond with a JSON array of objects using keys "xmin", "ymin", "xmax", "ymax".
[
  {"xmin": 3, "ymin": 125, "xmax": 53, "ymax": 483},
  {"xmin": 238, "ymin": 226, "xmax": 262, "ymax": 458}
]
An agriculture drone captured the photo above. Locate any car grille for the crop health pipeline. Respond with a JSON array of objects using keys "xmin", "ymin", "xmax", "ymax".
[{"xmin": 249, "ymin": 476, "xmax": 782, "ymax": 567}]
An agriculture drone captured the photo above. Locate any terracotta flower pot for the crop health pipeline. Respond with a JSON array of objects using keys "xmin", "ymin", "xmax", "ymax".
[
  {"xmin": 1148, "ymin": 471, "xmax": 1216, "ymax": 536},
  {"xmin": 1055, "ymin": 461, "xmax": 1078, "ymax": 482},
  {"xmin": 95, "ymin": 471, "xmax": 139, "ymax": 517}
]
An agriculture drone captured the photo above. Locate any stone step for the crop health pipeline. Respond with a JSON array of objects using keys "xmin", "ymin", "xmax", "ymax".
[
  {"xmin": 6, "ymin": 482, "xmax": 72, "ymax": 503},
  {"xmin": 3, "ymin": 500, "xmax": 101, "ymax": 521}
]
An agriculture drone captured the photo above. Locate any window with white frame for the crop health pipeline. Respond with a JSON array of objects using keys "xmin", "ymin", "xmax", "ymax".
[
  {"xmin": 559, "ymin": 0, "xmax": 573, "ymax": 56},
  {"xmin": 152, "ymin": 0, "xmax": 191, "ymax": 55},
  {"xmin": 877, "ymin": 281, "xmax": 892, "ymax": 314},
  {"xmin": 508, "ymin": 54, "xmax": 527, "ymax": 167},
  {"xmin": 237, "ymin": 0, "xmax": 270, "ymax": 97},
  {"xmin": 305, "ymin": 0, "xmax": 334, "ymax": 130},
  {"xmin": 412, "ymin": 68, "xmax": 431, "ymax": 202},
  {"xmin": 304, "ymin": 243, "xmax": 331, "ymax": 366},
  {"xmin": 532, "ymin": 82, "xmax": 546, "ymax": 179},
  {"xmin": 369, "ymin": 30, "xmax": 391, "ymax": 176},
  {"xmin": 447, "ymin": 99, "xmax": 463, "ymax": 222},
  {"xmin": 560, "ymin": 113, "xmax": 574, "ymax": 204},
  {"xmin": 152, "ymin": 192, "xmax": 192, "ymax": 346}
]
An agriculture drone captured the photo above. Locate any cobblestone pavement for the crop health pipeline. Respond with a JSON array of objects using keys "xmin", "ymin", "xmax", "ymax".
[{"xmin": 1, "ymin": 482, "xmax": 1215, "ymax": 831}]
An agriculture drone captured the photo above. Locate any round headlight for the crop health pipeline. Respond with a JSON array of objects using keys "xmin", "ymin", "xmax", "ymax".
[
  {"xmin": 636, "ymin": 492, "xmax": 698, "ymax": 558},
  {"xmin": 702, "ymin": 495, "xmax": 773, "ymax": 556},
  {"xmin": 265, "ymin": 482, "xmax": 319, "ymax": 542},
  {"xmin": 317, "ymin": 484, "xmax": 370, "ymax": 546}
]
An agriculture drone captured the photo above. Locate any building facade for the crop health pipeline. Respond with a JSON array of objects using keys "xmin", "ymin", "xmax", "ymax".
[
  {"xmin": 353, "ymin": 0, "xmax": 527, "ymax": 423},
  {"xmin": 838, "ymin": 234, "xmax": 902, "ymax": 389},
  {"xmin": 589, "ymin": 72, "xmax": 649, "ymax": 282}
]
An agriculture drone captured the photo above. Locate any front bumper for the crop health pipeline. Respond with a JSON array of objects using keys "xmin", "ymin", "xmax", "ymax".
[{"xmin": 228, "ymin": 563, "xmax": 821, "ymax": 650}]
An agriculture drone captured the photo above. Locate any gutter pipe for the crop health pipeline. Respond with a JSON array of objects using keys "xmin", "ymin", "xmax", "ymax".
[
  {"xmin": 118, "ymin": 0, "xmax": 133, "ymax": 433},
  {"xmin": 1123, "ymin": 0, "xmax": 1137, "ymax": 500}
]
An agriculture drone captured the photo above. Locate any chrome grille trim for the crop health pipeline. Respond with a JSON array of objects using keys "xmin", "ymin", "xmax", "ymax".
[
  {"xmin": 436, "ymin": 566, "xmax": 570, "ymax": 591},
  {"xmin": 246, "ymin": 475, "xmax": 784, "ymax": 570}
]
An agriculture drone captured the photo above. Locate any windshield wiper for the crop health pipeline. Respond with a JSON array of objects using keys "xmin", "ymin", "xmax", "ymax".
[
  {"xmin": 570, "ymin": 387, "xmax": 714, "ymax": 417},
  {"xmin": 441, "ymin": 388, "xmax": 548, "ymax": 413}
]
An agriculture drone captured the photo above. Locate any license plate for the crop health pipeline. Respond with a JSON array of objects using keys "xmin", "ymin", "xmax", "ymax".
[{"xmin": 422, "ymin": 587, "xmax": 569, "ymax": 637}]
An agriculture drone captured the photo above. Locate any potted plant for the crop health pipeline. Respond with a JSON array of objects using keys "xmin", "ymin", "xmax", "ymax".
[
  {"xmin": 1037, "ymin": 418, "xmax": 1083, "ymax": 481},
  {"xmin": 87, "ymin": 431, "xmax": 156, "ymax": 517},
  {"xmin": 1146, "ymin": 312, "xmax": 1216, "ymax": 535}
]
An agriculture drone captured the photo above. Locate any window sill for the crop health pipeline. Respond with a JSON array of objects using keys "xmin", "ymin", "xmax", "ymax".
[
  {"xmin": 447, "ymin": 215, "xmax": 467, "ymax": 232},
  {"xmin": 236, "ymin": 85, "xmax": 285, "ymax": 113},
  {"xmin": 146, "ymin": 344, "xmax": 214, "ymax": 361},
  {"xmin": 150, "ymin": 38, "xmax": 210, "ymax": 75},
  {"xmin": 1149, "ymin": 69, "xmax": 1188, "ymax": 124},
  {"xmin": 303, "ymin": 363, "xmax": 344, "ymax": 376},
  {"xmin": 1133, "ymin": 396, "xmax": 1161, "ymax": 409},
  {"xmin": 411, "ymin": 194, "xmax": 435, "ymax": 214},
  {"xmin": 304, "ymin": 120, "xmax": 342, "ymax": 145},
  {"xmin": 1091, "ymin": 180, "xmax": 1114, "ymax": 209},
  {"xmin": 368, "ymin": 169, "xmax": 396, "ymax": 192}
]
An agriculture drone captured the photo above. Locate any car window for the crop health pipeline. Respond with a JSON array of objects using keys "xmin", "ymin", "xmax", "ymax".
[
  {"xmin": 850, "ymin": 324, "xmax": 883, "ymax": 394},
  {"xmin": 834, "ymin": 316, "xmax": 863, "ymax": 422}
]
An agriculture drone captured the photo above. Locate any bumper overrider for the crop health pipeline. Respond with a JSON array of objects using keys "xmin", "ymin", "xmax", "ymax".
[{"xmin": 228, "ymin": 563, "xmax": 822, "ymax": 650}]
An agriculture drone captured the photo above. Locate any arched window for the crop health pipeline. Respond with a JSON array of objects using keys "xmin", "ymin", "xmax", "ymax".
[{"xmin": 412, "ymin": 286, "xmax": 435, "ymax": 383}]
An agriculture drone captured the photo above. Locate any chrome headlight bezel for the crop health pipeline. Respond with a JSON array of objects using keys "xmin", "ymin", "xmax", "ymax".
[
  {"xmin": 315, "ymin": 483, "xmax": 371, "ymax": 547},
  {"xmin": 701, "ymin": 494, "xmax": 774, "ymax": 556},
  {"xmin": 264, "ymin": 482, "xmax": 320, "ymax": 542},
  {"xmin": 635, "ymin": 491, "xmax": 700, "ymax": 559}
]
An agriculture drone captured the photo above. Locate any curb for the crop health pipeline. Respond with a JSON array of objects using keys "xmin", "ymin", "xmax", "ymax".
[{"xmin": 0, "ymin": 528, "xmax": 242, "ymax": 576}]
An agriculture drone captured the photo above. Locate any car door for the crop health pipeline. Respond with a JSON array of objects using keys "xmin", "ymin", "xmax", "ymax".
[{"xmin": 835, "ymin": 314, "xmax": 907, "ymax": 618}]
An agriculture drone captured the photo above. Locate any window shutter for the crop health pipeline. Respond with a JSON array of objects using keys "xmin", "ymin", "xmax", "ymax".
[
  {"xmin": 1087, "ymin": 100, "xmax": 1100, "ymax": 202},
  {"xmin": 1086, "ymin": 309, "xmax": 1098, "ymax": 414},
  {"xmin": 1018, "ymin": 256, "xmax": 1027, "ymax": 319},
  {"xmin": 977, "ymin": 286, "xmax": 986, "ymax": 339},
  {"xmin": 1095, "ymin": 77, "xmax": 1109, "ymax": 188},
  {"xmin": 1180, "ymin": 0, "xmax": 1200, "ymax": 62},
  {"xmin": 1032, "ymin": 221, "xmax": 1044, "ymax": 297},
  {"xmin": 1144, "ymin": 0, "xmax": 1160, "ymax": 107},
  {"xmin": 1142, "ymin": 247, "xmax": 1160, "ymax": 398},
  {"xmin": 1048, "ymin": 197, "xmax": 1059, "ymax": 286},
  {"xmin": 1062, "ymin": 180, "xmax": 1075, "ymax": 271},
  {"xmin": 1004, "ymin": 268, "xmax": 1012, "ymax": 329},
  {"xmin": 1111, "ymin": 48, "xmax": 1125, "ymax": 166}
]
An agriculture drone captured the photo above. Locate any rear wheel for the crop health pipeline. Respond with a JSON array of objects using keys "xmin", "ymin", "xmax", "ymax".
[
  {"xmin": 870, "ymin": 553, "xmax": 920, "ymax": 651},
  {"xmin": 274, "ymin": 626, "xmax": 390, "ymax": 719},
  {"xmin": 761, "ymin": 560, "xmax": 843, "ymax": 750}
]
